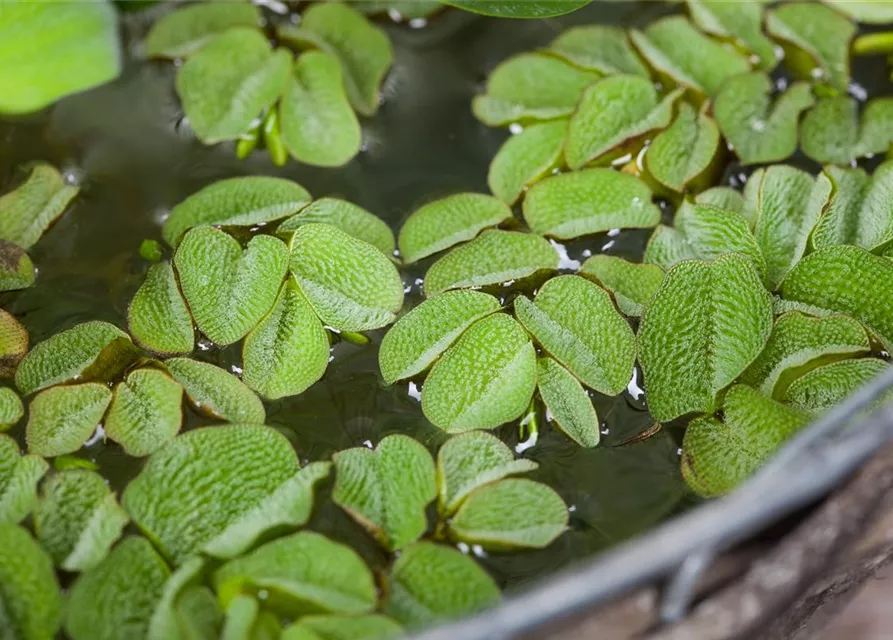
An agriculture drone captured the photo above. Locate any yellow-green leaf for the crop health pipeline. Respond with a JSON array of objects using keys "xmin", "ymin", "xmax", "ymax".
[
  {"xmin": 105, "ymin": 368, "xmax": 184, "ymax": 457},
  {"xmin": 646, "ymin": 102, "xmax": 720, "ymax": 192},
  {"xmin": 165, "ymin": 357, "xmax": 265, "ymax": 424},
  {"xmin": 812, "ymin": 164, "xmax": 893, "ymax": 252},
  {"xmin": 0, "ymin": 309, "xmax": 28, "ymax": 379},
  {"xmin": 579, "ymin": 254, "xmax": 664, "ymax": 317},
  {"xmin": 128, "ymin": 262, "xmax": 194, "ymax": 356},
  {"xmin": 277, "ymin": 198, "xmax": 395, "ymax": 256},
  {"xmin": 26, "ymin": 383, "xmax": 113, "ymax": 458},
  {"xmin": 0, "ymin": 239, "xmax": 35, "ymax": 292},
  {"xmin": 782, "ymin": 357, "xmax": 890, "ymax": 415},
  {"xmin": 0, "ymin": 163, "xmax": 79, "ymax": 250},
  {"xmin": 536, "ymin": 357, "xmax": 599, "ymax": 447},
  {"xmin": 0, "ymin": 524, "xmax": 62, "ymax": 639},
  {"xmin": 146, "ymin": 2, "xmax": 261, "ymax": 59},
  {"xmin": 687, "ymin": 0, "xmax": 778, "ymax": 69},
  {"xmin": 488, "ymin": 120, "xmax": 568, "ymax": 205},
  {"xmin": 0, "ymin": 435, "xmax": 48, "ymax": 525},
  {"xmin": 549, "ymin": 25, "xmax": 649, "ymax": 76}
]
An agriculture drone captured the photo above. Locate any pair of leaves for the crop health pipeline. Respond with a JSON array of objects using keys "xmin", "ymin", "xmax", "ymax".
[
  {"xmin": 800, "ymin": 96, "xmax": 893, "ymax": 165},
  {"xmin": 812, "ymin": 164, "xmax": 893, "ymax": 252}
]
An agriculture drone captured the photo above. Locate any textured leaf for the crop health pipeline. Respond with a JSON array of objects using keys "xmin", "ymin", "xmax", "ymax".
[
  {"xmin": 579, "ymin": 255, "xmax": 664, "ymax": 317},
  {"xmin": 146, "ymin": 2, "xmax": 261, "ymax": 59},
  {"xmin": 443, "ymin": 0, "xmax": 590, "ymax": 18},
  {"xmin": 66, "ymin": 537, "xmax": 171, "ymax": 640},
  {"xmin": 449, "ymin": 478, "xmax": 567, "ymax": 549},
  {"xmin": 812, "ymin": 164, "xmax": 893, "ymax": 252},
  {"xmin": 472, "ymin": 53, "xmax": 600, "ymax": 126},
  {"xmin": 536, "ymin": 357, "xmax": 599, "ymax": 447},
  {"xmin": 0, "ymin": 387, "xmax": 23, "ymax": 430},
  {"xmin": 423, "ymin": 230, "xmax": 558, "ymax": 297},
  {"xmin": 783, "ymin": 358, "xmax": 890, "ymax": 415},
  {"xmin": 26, "ymin": 383, "xmax": 113, "ymax": 458},
  {"xmin": 122, "ymin": 425, "xmax": 300, "ymax": 564},
  {"xmin": 165, "ymin": 357, "xmax": 265, "ymax": 424},
  {"xmin": 0, "ymin": 435, "xmax": 48, "ymax": 524},
  {"xmin": 638, "ymin": 254, "xmax": 773, "ymax": 422},
  {"xmin": 0, "ymin": 1, "xmax": 120, "ymax": 114},
  {"xmin": 436, "ymin": 431, "xmax": 537, "ymax": 517},
  {"xmin": 281, "ymin": 615, "xmax": 402, "ymax": 640},
  {"xmin": 646, "ymin": 102, "xmax": 719, "ymax": 192},
  {"xmin": 488, "ymin": 120, "xmax": 568, "ymax": 205},
  {"xmin": 242, "ymin": 280, "xmax": 329, "ymax": 400},
  {"xmin": 281, "ymin": 2, "xmax": 392, "ymax": 116},
  {"xmin": 176, "ymin": 29, "xmax": 291, "ymax": 144},
  {"xmin": 162, "ymin": 176, "xmax": 310, "ymax": 248},
  {"xmin": 379, "ymin": 290, "xmax": 501, "ymax": 385},
  {"xmin": 549, "ymin": 25, "xmax": 649, "ymax": 76},
  {"xmin": 279, "ymin": 51, "xmax": 362, "ymax": 168},
  {"xmin": 696, "ymin": 187, "xmax": 746, "ymax": 215},
  {"xmin": 277, "ymin": 198, "xmax": 395, "ymax": 256},
  {"xmin": 674, "ymin": 202, "xmax": 766, "ymax": 276},
  {"xmin": 0, "ymin": 239, "xmax": 35, "ymax": 292},
  {"xmin": 398, "ymin": 193, "xmax": 513, "ymax": 265},
  {"xmin": 422, "ymin": 313, "xmax": 536, "ymax": 432},
  {"xmin": 128, "ymin": 262, "xmax": 194, "ymax": 356},
  {"xmin": 384, "ymin": 542, "xmax": 499, "ymax": 628},
  {"xmin": 34, "ymin": 469, "xmax": 128, "ymax": 572},
  {"xmin": 15, "ymin": 320, "xmax": 131, "ymax": 395},
  {"xmin": 515, "ymin": 275, "xmax": 636, "ymax": 395},
  {"xmin": 523, "ymin": 169, "xmax": 660, "ymax": 240},
  {"xmin": 105, "ymin": 368, "xmax": 184, "ymax": 457},
  {"xmin": 565, "ymin": 76, "xmax": 681, "ymax": 169},
  {"xmin": 0, "ymin": 309, "xmax": 27, "ymax": 379},
  {"xmin": 825, "ymin": 0, "xmax": 893, "ymax": 23},
  {"xmin": 751, "ymin": 166, "xmax": 832, "ymax": 288},
  {"xmin": 214, "ymin": 532, "xmax": 376, "ymax": 616},
  {"xmin": 800, "ymin": 96, "xmax": 893, "ymax": 165},
  {"xmin": 740, "ymin": 312, "xmax": 871, "ymax": 398},
  {"xmin": 630, "ymin": 16, "xmax": 751, "ymax": 96},
  {"xmin": 681, "ymin": 385, "xmax": 810, "ymax": 497},
  {"xmin": 289, "ymin": 223, "xmax": 404, "ymax": 331},
  {"xmin": 175, "ymin": 226, "xmax": 289, "ymax": 345},
  {"xmin": 643, "ymin": 224, "xmax": 696, "ymax": 271},
  {"xmin": 766, "ymin": 2, "xmax": 855, "ymax": 93},
  {"xmin": 0, "ymin": 163, "xmax": 79, "ymax": 250},
  {"xmin": 332, "ymin": 435, "xmax": 435, "ymax": 550},
  {"xmin": 686, "ymin": 0, "xmax": 778, "ymax": 70},
  {"xmin": 780, "ymin": 245, "xmax": 893, "ymax": 351},
  {"xmin": 714, "ymin": 73, "xmax": 814, "ymax": 166},
  {"xmin": 0, "ymin": 524, "xmax": 62, "ymax": 639}
]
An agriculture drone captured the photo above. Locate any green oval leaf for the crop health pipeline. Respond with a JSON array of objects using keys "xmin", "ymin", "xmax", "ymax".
[
  {"xmin": 165, "ymin": 357, "xmax": 265, "ymax": 424},
  {"xmin": 146, "ymin": 1, "xmax": 261, "ymax": 59},
  {"xmin": 279, "ymin": 51, "xmax": 362, "ymax": 168},
  {"xmin": 0, "ymin": 524, "xmax": 62, "ymax": 639},
  {"xmin": 128, "ymin": 262, "xmax": 194, "ymax": 356},
  {"xmin": 681, "ymin": 385, "xmax": 810, "ymax": 497},
  {"xmin": 332, "ymin": 434, "xmax": 435, "ymax": 551},
  {"xmin": 443, "ymin": 0, "xmax": 590, "ymax": 18},
  {"xmin": 472, "ymin": 53, "xmax": 600, "ymax": 127},
  {"xmin": 812, "ymin": 164, "xmax": 893, "ymax": 252},
  {"xmin": 630, "ymin": 16, "xmax": 751, "ymax": 97},
  {"xmin": 673, "ymin": 201, "xmax": 766, "ymax": 276},
  {"xmin": 800, "ymin": 96, "xmax": 893, "ymax": 165},
  {"xmin": 0, "ymin": 435, "xmax": 48, "ymax": 525},
  {"xmin": 277, "ymin": 198, "xmax": 395, "ymax": 257},
  {"xmin": 638, "ymin": 254, "xmax": 773, "ymax": 422},
  {"xmin": 175, "ymin": 226, "xmax": 289, "ymax": 346},
  {"xmin": 289, "ymin": 223, "xmax": 404, "ymax": 331},
  {"xmin": 713, "ymin": 72, "xmax": 814, "ymax": 166},
  {"xmin": 213, "ymin": 531, "xmax": 377, "ymax": 617},
  {"xmin": 488, "ymin": 120, "xmax": 568, "ymax": 206},
  {"xmin": 515, "ymin": 275, "xmax": 636, "ymax": 395},
  {"xmin": 26, "ymin": 383, "xmax": 113, "ymax": 458},
  {"xmin": 162, "ymin": 176, "xmax": 310, "ymax": 248},
  {"xmin": 384, "ymin": 542, "xmax": 499, "ymax": 628},
  {"xmin": 0, "ymin": 163, "xmax": 79, "ymax": 250},
  {"xmin": 242, "ymin": 280, "xmax": 329, "ymax": 400},
  {"xmin": 0, "ymin": 239, "xmax": 35, "ymax": 292},
  {"xmin": 122, "ymin": 424, "xmax": 300, "ymax": 564},
  {"xmin": 537, "ymin": 357, "xmax": 600, "ymax": 448},
  {"xmin": 782, "ymin": 358, "xmax": 890, "ymax": 415},
  {"xmin": 422, "ymin": 313, "xmax": 536, "ymax": 432},
  {"xmin": 739, "ymin": 312, "xmax": 871, "ymax": 398},
  {"xmin": 105, "ymin": 368, "xmax": 184, "ymax": 457},
  {"xmin": 0, "ymin": 387, "xmax": 23, "ymax": 430},
  {"xmin": 780, "ymin": 245, "xmax": 893, "ymax": 351},
  {"xmin": 0, "ymin": 1, "xmax": 121, "ymax": 114},
  {"xmin": 379, "ymin": 290, "xmax": 501, "ymax": 385},
  {"xmin": 549, "ymin": 25, "xmax": 649, "ymax": 76},
  {"xmin": 523, "ymin": 169, "xmax": 660, "ymax": 240},
  {"xmin": 645, "ymin": 102, "xmax": 719, "ymax": 192},
  {"xmin": 565, "ymin": 75, "xmax": 681, "ymax": 169},
  {"xmin": 436, "ymin": 431, "xmax": 537, "ymax": 517},
  {"xmin": 282, "ymin": 615, "xmax": 402, "ymax": 640},
  {"xmin": 15, "ymin": 320, "xmax": 131, "ymax": 395},
  {"xmin": 766, "ymin": 2, "xmax": 855, "ymax": 93},
  {"xmin": 448, "ymin": 478, "xmax": 568, "ymax": 550},
  {"xmin": 686, "ymin": 0, "xmax": 778, "ymax": 70},
  {"xmin": 398, "ymin": 193, "xmax": 513, "ymax": 265},
  {"xmin": 578, "ymin": 254, "xmax": 664, "ymax": 318},
  {"xmin": 66, "ymin": 537, "xmax": 171, "ymax": 640},
  {"xmin": 34, "ymin": 469, "xmax": 128, "ymax": 572},
  {"xmin": 176, "ymin": 28, "xmax": 291, "ymax": 144}
]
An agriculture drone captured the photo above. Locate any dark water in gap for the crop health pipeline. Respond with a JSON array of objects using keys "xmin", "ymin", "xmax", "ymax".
[{"xmin": 14, "ymin": 0, "xmax": 867, "ymax": 592}]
